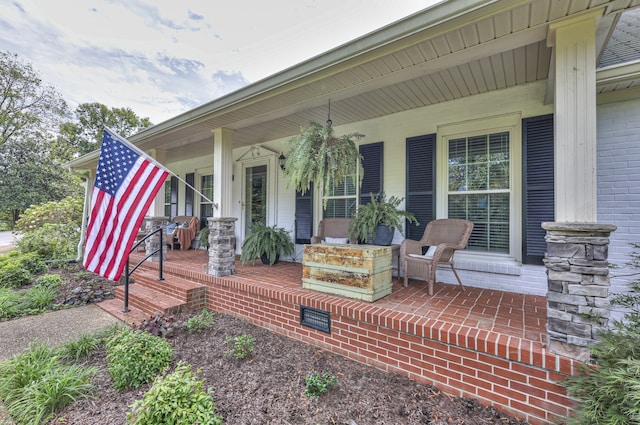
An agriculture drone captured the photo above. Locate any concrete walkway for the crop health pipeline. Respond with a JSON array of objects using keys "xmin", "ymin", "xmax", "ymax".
[{"xmin": 0, "ymin": 304, "xmax": 122, "ymax": 361}]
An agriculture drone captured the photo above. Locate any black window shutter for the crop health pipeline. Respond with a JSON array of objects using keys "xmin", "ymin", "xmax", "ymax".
[
  {"xmin": 185, "ymin": 173, "xmax": 194, "ymax": 216},
  {"xmin": 359, "ymin": 142, "xmax": 383, "ymax": 205},
  {"xmin": 170, "ymin": 176, "xmax": 178, "ymax": 218},
  {"xmin": 295, "ymin": 187, "xmax": 313, "ymax": 244},
  {"xmin": 405, "ymin": 134, "xmax": 436, "ymax": 241},
  {"xmin": 522, "ymin": 114, "xmax": 554, "ymax": 265}
]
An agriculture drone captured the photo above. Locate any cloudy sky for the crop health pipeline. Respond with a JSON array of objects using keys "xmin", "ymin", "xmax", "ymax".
[{"xmin": 1, "ymin": 0, "xmax": 441, "ymax": 124}]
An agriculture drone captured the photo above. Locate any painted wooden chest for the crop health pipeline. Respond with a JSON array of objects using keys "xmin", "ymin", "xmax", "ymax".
[{"xmin": 302, "ymin": 244, "xmax": 392, "ymax": 302}]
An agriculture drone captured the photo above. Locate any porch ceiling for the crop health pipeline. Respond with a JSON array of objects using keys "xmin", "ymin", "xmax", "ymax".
[{"xmin": 72, "ymin": 0, "xmax": 640, "ymax": 167}]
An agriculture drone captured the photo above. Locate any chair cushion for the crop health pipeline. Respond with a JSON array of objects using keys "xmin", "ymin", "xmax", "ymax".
[
  {"xmin": 324, "ymin": 237, "xmax": 349, "ymax": 244},
  {"xmin": 408, "ymin": 246, "xmax": 436, "ymax": 260}
]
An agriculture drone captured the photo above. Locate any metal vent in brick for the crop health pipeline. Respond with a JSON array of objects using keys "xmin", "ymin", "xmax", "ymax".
[{"xmin": 300, "ymin": 306, "xmax": 331, "ymax": 334}]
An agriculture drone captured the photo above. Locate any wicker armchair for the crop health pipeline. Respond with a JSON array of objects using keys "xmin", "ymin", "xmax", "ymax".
[{"xmin": 401, "ymin": 219, "xmax": 474, "ymax": 295}]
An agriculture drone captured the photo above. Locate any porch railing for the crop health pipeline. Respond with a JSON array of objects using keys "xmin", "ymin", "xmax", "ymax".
[{"xmin": 123, "ymin": 227, "xmax": 164, "ymax": 313}]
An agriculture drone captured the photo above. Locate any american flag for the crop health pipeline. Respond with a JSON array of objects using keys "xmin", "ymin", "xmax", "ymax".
[{"xmin": 83, "ymin": 128, "xmax": 169, "ymax": 281}]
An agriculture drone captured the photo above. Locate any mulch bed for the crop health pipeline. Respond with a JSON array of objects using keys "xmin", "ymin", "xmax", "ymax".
[{"xmin": 52, "ymin": 309, "xmax": 530, "ymax": 425}]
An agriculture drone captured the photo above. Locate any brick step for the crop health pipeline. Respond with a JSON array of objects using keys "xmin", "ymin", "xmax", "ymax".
[
  {"xmin": 114, "ymin": 284, "xmax": 186, "ymax": 316},
  {"xmin": 97, "ymin": 298, "xmax": 149, "ymax": 325},
  {"xmin": 130, "ymin": 270, "xmax": 206, "ymax": 308}
]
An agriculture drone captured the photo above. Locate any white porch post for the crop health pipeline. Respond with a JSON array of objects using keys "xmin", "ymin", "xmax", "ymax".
[
  {"xmin": 547, "ymin": 11, "xmax": 600, "ymax": 222},
  {"xmin": 212, "ymin": 128, "xmax": 234, "ymax": 217}
]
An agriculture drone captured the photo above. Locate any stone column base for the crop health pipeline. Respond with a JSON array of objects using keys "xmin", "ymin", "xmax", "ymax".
[
  {"xmin": 542, "ymin": 222, "xmax": 616, "ymax": 361},
  {"xmin": 208, "ymin": 217, "xmax": 237, "ymax": 277}
]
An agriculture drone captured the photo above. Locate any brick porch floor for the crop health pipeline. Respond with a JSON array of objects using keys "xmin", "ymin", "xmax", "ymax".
[{"xmin": 130, "ymin": 248, "xmax": 547, "ymax": 345}]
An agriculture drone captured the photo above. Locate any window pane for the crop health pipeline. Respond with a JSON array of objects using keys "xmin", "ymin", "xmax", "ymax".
[{"xmin": 447, "ymin": 132, "xmax": 510, "ymax": 254}]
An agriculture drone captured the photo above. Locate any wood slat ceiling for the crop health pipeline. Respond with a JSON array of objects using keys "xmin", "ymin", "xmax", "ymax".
[{"xmin": 131, "ymin": 0, "xmax": 637, "ymax": 164}]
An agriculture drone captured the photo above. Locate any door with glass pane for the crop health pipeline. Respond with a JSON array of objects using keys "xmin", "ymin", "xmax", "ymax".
[{"xmin": 244, "ymin": 165, "xmax": 267, "ymax": 235}]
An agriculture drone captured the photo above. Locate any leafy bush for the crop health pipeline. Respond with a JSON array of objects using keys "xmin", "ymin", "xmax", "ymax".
[
  {"xmin": 127, "ymin": 362, "xmax": 223, "ymax": 425},
  {"xmin": 35, "ymin": 274, "xmax": 64, "ymax": 289},
  {"xmin": 14, "ymin": 196, "xmax": 83, "ymax": 232},
  {"xmin": 0, "ymin": 262, "xmax": 32, "ymax": 288},
  {"xmin": 564, "ymin": 244, "xmax": 640, "ymax": 424},
  {"xmin": 105, "ymin": 327, "xmax": 173, "ymax": 390},
  {"xmin": 0, "ymin": 343, "xmax": 95, "ymax": 425},
  {"xmin": 16, "ymin": 252, "xmax": 47, "ymax": 275},
  {"xmin": 18, "ymin": 222, "xmax": 79, "ymax": 260},
  {"xmin": 184, "ymin": 309, "xmax": 215, "ymax": 334},
  {"xmin": 24, "ymin": 285, "xmax": 57, "ymax": 310},
  {"xmin": 224, "ymin": 333, "xmax": 255, "ymax": 360},
  {"xmin": 304, "ymin": 372, "xmax": 338, "ymax": 398}
]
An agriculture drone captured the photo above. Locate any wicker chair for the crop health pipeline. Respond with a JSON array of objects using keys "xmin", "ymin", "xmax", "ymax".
[{"xmin": 401, "ymin": 219, "xmax": 474, "ymax": 295}]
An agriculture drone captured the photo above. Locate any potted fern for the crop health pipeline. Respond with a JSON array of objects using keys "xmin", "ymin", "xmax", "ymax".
[
  {"xmin": 283, "ymin": 121, "xmax": 364, "ymax": 207},
  {"xmin": 240, "ymin": 223, "xmax": 294, "ymax": 265},
  {"xmin": 348, "ymin": 193, "xmax": 419, "ymax": 246}
]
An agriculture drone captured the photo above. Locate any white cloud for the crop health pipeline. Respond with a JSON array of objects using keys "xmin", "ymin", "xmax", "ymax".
[{"xmin": 0, "ymin": 0, "xmax": 440, "ymax": 123}]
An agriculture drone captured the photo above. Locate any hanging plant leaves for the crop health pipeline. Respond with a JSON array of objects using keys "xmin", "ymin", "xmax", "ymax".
[{"xmin": 283, "ymin": 121, "xmax": 364, "ymax": 208}]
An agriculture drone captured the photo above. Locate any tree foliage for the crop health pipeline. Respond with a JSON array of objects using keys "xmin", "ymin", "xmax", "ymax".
[
  {"xmin": 0, "ymin": 52, "xmax": 67, "ymax": 146},
  {"xmin": 58, "ymin": 102, "xmax": 152, "ymax": 157}
]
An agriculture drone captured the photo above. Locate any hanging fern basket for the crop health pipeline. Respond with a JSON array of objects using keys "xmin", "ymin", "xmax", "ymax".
[{"xmin": 283, "ymin": 121, "xmax": 365, "ymax": 207}]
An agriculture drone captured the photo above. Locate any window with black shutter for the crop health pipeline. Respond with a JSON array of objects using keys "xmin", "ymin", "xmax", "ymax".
[
  {"xmin": 522, "ymin": 114, "xmax": 554, "ymax": 265},
  {"xmin": 295, "ymin": 187, "xmax": 313, "ymax": 244},
  {"xmin": 359, "ymin": 142, "xmax": 383, "ymax": 205},
  {"xmin": 405, "ymin": 134, "xmax": 435, "ymax": 241},
  {"xmin": 164, "ymin": 176, "xmax": 178, "ymax": 218}
]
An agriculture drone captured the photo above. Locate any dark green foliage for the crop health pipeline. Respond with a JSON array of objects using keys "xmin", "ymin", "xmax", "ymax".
[
  {"xmin": 348, "ymin": 193, "xmax": 419, "ymax": 243},
  {"xmin": 0, "ymin": 262, "xmax": 32, "ymax": 288},
  {"xmin": 105, "ymin": 327, "xmax": 173, "ymax": 390},
  {"xmin": 18, "ymin": 222, "xmax": 79, "ymax": 260},
  {"xmin": 283, "ymin": 121, "xmax": 364, "ymax": 207},
  {"xmin": 58, "ymin": 333, "xmax": 100, "ymax": 362},
  {"xmin": 304, "ymin": 372, "xmax": 338, "ymax": 398},
  {"xmin": 127, "ymin": 362, "xmax": 222, "ymax": 425},
  {"xmin": 0, "ymin": 285, "xmax": 57, "ymax": 320},
  {"xmin": 564, "ymin": 244, "xmax": 640, "ymax": 424},
  {"xmin": 240, "ymin": 223, "xmax": 294, "ymax": 265}
]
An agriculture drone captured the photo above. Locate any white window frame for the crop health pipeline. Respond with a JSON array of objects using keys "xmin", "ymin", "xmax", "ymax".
[
  {"xmin": 315, "ymin": 167, "xmax": 362, "ymax": 223},
  {"xmin": 437, "ymin": 113, "xmax": 522, "ymax": 263}
]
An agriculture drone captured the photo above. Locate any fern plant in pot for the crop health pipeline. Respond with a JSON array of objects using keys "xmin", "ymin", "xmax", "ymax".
[
  {"xmin": 240, "ymin": 223, "xmax": 294, "ymax": 265},
  {"xmin": 283, "ymin": 120, "xmax": 365, "ymax": 207},
  {"xmin": 348, "ymin": 193, "xmax": 419, "ymax": 246}
]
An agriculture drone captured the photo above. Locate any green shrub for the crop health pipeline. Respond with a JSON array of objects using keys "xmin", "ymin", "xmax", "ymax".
[
  {"xmin": 0, "ymin": 286, "xmax": 56, "ymax": 320},
  {"xmin": 18, "ymin": 222, "xmax": 79, "ymax": 260},
  {"xmin": 0, "ymin": 262, "xmax": 32, "ymax": 288},
  {"xmin": 0, "ymin": 343, "xmax": 95, "ymax": 425},
  {"xmin": 184, "ymin": 309, "xmax": 215, "ymax": 334},
  {"xmin": 564, "ymin": 244, "xmax": 640, "ymax": 424},
  {"xmin": 304, "ymin": 372, "xmax": 338, "ymax": 398},
  {"xmin": 127, "ymin": 362, "xmax": 222, "ymax": 425},
  {"xmin": 35, "ymin": 274, "xmax": 64, "ymax": 289},
  {"xmin": 14, "ymin": 196, "xmax": 83, "ymax": 232},
  {"xmin": 16, "ymin": 252, "xmax": 47, "ymax": 275},
  {"xmin": 106, "ymin": 327, "xmax": 173, "ymax": 390},
  {"xmin": 224, "ymin": 334, "xmax": 255, "ymax": 360}
]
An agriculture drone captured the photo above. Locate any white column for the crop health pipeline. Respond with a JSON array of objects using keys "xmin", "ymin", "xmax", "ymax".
[
  {"xmin": 212, "ymin": 128, "xmax": 234, "ymax": 217},
  {"xmin": 547, "ymin": 10, "xmax": 601, "ymax": 222}
]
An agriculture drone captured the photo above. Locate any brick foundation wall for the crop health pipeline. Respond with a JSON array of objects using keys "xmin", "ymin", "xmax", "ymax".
[{"xmin": 186, "ymin": 271, "xmax": 579, "ymax": 425}]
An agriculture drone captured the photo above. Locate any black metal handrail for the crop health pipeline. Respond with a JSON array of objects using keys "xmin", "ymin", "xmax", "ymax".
[{"xmin": 123, "ymin": 227, "xmax": 164, "ymax": 313}]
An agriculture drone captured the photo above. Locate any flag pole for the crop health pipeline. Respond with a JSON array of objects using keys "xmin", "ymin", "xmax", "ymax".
[{"xmin": 104, "ymin": 127, "xmax": 219, "ymax": 209}]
